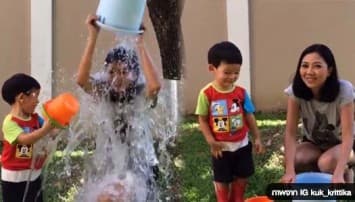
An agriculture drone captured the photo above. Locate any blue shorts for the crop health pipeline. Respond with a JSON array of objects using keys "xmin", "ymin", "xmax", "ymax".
[
  {"xmin": 212, "ymin": 141, "xmax": 254, "ymax": 183},
  {"xmin": 1, "ymin": 176, "xmax": 43, "ymax": 202}
]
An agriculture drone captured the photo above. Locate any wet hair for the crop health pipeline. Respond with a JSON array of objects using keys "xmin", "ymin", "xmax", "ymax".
[
  {"xmin": 104, "ymin": 46, "xmax": 143, "ymax": 103},
  {"xmin": 104, "ymin": 46, "xmax": 140, "ymax": 80},
  {"xmin": 1, "ymin": 73, "xmax": 41, "ymax": 105},
  {"xmin": 208, "ymin": 41, "xmax": 242, "ymax": 68},
  {"xmin": 292, "ymin": 43, "xmax": 339, "ymax": 102}
]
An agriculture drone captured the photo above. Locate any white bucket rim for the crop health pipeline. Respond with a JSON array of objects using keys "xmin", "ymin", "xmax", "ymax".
[{"xmin": 96, "ymin": 21, "xmax": 143, "ymax": 34}]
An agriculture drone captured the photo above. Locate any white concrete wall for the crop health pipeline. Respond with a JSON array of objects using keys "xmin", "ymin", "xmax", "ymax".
[
  {"xmin": 31, "ymin": 0, "xmax": 53, "ymax": 102},
  {"xmin": 227, "ymin": 0, "xmax": 251, "ymax": 94}
]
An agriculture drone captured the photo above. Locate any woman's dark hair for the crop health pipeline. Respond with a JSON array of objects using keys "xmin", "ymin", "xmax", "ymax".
[
  {"xmin": 1, "ymin": 73, "xmax": 41, "ymax": 105},
  {"xmin": 292, "ymin": 44, "xmax": 339, "ymax": 102},
  {"xmin": 208, "ymin": 41, "xmax": 242, "ymax": 67}
]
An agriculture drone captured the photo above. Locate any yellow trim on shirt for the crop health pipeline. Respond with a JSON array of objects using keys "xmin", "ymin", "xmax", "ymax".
[{"xmin": 2, "ymin": 114, "xmax": 24, "ymax": 144}]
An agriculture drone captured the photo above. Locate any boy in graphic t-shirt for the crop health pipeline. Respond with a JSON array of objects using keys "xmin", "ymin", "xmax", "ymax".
[
  {"xmin": 195, "ymin": 41, "xmax": 263, "ymax": 202},
  {"xmin": 1, "ymin": 73, "xmax": 56, "ymax": 202}
]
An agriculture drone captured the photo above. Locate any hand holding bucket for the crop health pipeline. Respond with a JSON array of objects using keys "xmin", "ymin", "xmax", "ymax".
[
  {"xmin": 96, "ymin": 0, "xmax": 147, "ymax": 34},
  {"xmin": 42, "ymin": 92, "xmax": 80, "ymax": 128}
]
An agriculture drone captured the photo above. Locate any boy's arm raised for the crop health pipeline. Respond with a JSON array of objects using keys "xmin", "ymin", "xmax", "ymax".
[
  {"xmin": 77, "ymin": 14, "xmax": 100, "ymax": 92},
  {"xmin": 136, "ymin": 34, "xmax": 161, "ymax": 99}
]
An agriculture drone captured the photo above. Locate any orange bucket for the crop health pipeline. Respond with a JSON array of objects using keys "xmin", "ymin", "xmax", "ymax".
[
  {"xmin": 42, "ymin": 92, "xmax": 80, "ymax": 128},
  {"xmin": 245, "ymin": 196, "xmax": 273, "ymax": 202}
]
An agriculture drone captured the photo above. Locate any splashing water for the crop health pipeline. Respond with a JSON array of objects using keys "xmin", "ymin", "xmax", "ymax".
[{"xmin": 51, "ymin": 34, "xmax": 180, "ymax": 202}]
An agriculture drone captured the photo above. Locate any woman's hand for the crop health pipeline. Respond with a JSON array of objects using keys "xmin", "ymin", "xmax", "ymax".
[
  {"xmin": 332, "ymin": 171, "xmax": 345, "ymax": 183},
  {"xmin": 280, "ymin": 171, "xmax": 296, "ymax": 183}
]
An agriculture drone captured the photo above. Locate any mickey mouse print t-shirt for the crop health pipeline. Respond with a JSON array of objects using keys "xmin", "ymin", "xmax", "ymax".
[
  {"xmin": 1, "ymin": 113, "xmax": 44, "ymax": 182},
  {"xmin": 195, "ymin": 83, "xmax": 255, "ymax": 151}
]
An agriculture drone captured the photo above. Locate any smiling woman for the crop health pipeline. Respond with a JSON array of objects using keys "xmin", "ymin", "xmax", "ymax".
[
  {"xmin": 281, "ymin": 44, "xmax": 355, "ymax": 184},
  {"xmin": 299, "ymin": 52, "xmax": 333, "ymax": 99}
]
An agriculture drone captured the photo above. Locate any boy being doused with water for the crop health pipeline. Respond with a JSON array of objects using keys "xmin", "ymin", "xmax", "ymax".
[
  {"xmin": 76, "ymin": 14, "xmax": 161, "ymax": 152},
  {"xmin": 77, "ymin": 14, "xmax": 160, "ymax": 105},
  {"xmin": 76, "ymin": 14, "xmax": 161, "ymax": 200}
]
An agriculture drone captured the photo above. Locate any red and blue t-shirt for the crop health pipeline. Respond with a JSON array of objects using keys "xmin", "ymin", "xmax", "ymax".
[
  {"xmin": 1, "ymin": 113, "xmax": 44, "ymax": 171},
  {"xmin": 195, "ymin": 83, "xmax": 255, "ymax": 142}
]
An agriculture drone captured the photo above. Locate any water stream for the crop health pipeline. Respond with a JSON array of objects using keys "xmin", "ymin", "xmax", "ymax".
[{"xmin": 41, "ymin": 35, "xmax": 180, "ymax": 201}]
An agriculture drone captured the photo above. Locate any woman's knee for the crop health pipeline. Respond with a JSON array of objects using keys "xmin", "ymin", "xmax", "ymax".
[{"xmin": 317, "ymin": 153, "xmax": 337, "ymax": 172}]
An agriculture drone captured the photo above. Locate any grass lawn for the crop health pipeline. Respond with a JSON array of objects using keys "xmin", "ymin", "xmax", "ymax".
[
  {"xmin": 0, "ymin": 112, "xmax": 288, "ymax": 201},
  {"xmin": 0, "ymin": 113, "xmax": 354, "ymax": 202},
  {"xmin": 4, "ymin": 112, "xmax": 352, "ymax": 201}
]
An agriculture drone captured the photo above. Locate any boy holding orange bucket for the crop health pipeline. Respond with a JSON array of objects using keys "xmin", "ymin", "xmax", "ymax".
[{"xmin": 1, "ymin": 73, "xmax": 56, "ymax": 202}]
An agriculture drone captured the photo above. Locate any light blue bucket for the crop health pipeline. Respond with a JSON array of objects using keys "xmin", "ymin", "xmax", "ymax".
[
  {"xmin": 295, "ymin": 172, "xmax": 332, "ymax": 183},
  {"xmin": 96, "ymin": 0, "xmax": 146, "ymax": 34},
  {"xmin": 293, "ymin": 172, "xmax": 335, "ymax": 202}
]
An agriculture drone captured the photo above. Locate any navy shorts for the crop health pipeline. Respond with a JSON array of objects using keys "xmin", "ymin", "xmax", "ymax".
[
  {"xmin": 212, "ymin": 141, "xmax": 254, "ymax": 183},
  {"xmin": 1, "ymin": 176, "xmax": 43, "ymax": 202}
]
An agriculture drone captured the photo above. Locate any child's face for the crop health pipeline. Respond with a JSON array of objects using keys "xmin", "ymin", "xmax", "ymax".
[
  {"xmin": 299, "ymin": 52, "xmax": 331, "ymax": 95},
  {"xmin": 19, "ymin": 89, "xmax": 40, "ymax": 115},
  {"xmin": 210, "ymin": 62, "xmax": 241, "ymax": 90},
  {"xmin": 107, "ymin": 62, "xmax": 137, "ymax": 92}
]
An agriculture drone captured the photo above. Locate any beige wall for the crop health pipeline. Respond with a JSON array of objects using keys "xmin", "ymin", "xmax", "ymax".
[
  {"xmin": 181, "ymin": 0, "xmax": 227, "ymax": 114},
  {"xmin": 250, "ymin": 0, "xmax": 355, "ymax": 111},
  {"xmin": 54, "ymin": 0, "xmax": 99, "ymax": 94},
  {"xmin": 2, "ymin": 0, "xmax": 355, "ymax": 119},
  {"xmin": 0, "ymin": 1, "xmax": 30, "ymax": 127}
]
